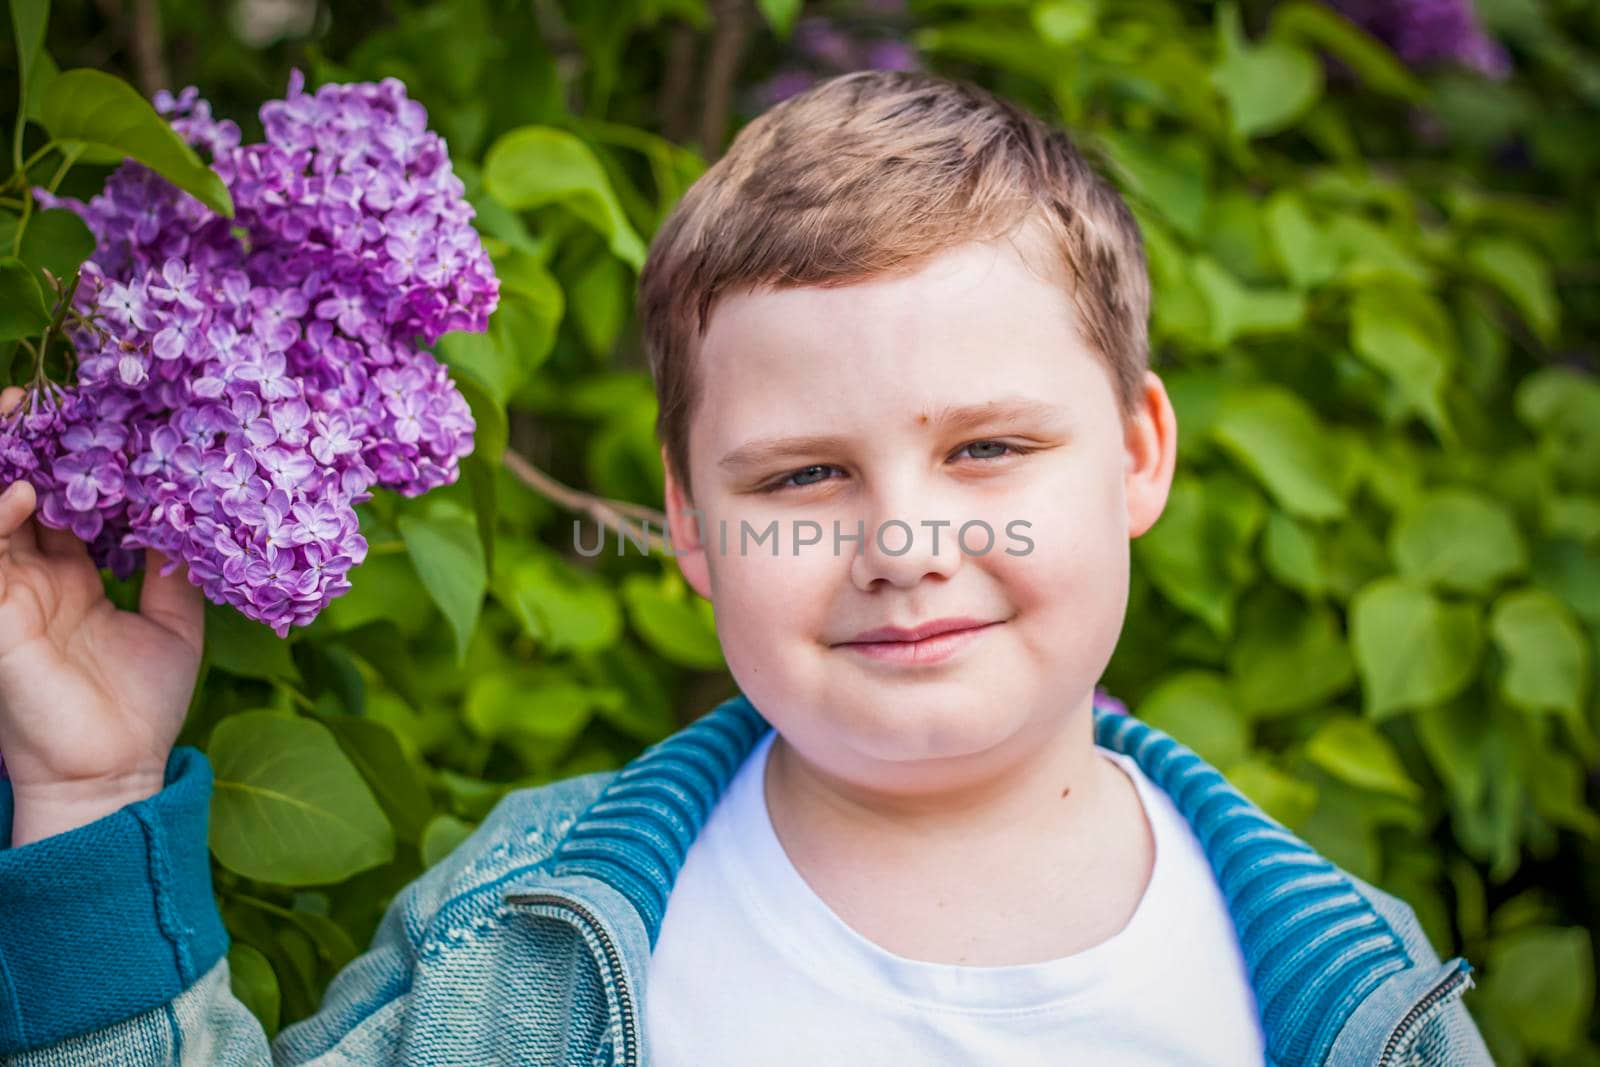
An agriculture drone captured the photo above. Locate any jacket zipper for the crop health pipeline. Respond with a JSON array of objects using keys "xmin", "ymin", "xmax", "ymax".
[
  {"xmin": 1375, "ymin": 960, "xmax": 1472, "ymax": 1066},
  {"xmin": 505, "ymin": 891, "xmax": 640, "ymax": 1067}
]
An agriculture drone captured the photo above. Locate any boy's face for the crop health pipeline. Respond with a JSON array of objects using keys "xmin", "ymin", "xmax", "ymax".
[{"xmin": 663, "ymin": 236, "xmax": 1176, "ymax": 796}]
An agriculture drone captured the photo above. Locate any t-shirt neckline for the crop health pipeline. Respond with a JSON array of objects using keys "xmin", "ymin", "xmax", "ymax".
[{"xmin": 713, "ymin": 728, "xmax": 1181, "ymax": 1015}]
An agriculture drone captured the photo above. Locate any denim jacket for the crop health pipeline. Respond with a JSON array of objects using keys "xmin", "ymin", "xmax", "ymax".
[{"xmin": 0, "ymin": 692, "xmax": 1493, "ymax": 1066}]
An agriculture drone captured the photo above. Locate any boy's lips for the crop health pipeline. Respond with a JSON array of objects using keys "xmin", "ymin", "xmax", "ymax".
[
  {"xmin": 834, "ymin": 617, "xmax": 1002, "ymax": 666},
  {"xmin": 842, "ymin": 616, "xmax": 996, "ymax": 644}
]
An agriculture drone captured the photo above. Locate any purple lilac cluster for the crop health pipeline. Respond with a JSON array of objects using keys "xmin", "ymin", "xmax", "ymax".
[
  {"xmin": 1329, "ymin": 0, "xmax": 1511, "ymax": 79},
  {"xmin": 758, "ymin": 6, "xmax": 919, "ymax": 108},
  {"xmin": 0, "ymin": 71, "xmax": 497, "ymax": 637}
]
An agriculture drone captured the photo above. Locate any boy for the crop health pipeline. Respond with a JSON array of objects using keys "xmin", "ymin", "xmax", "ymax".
[{"xmin": 0, "ymin": 71, "xmax": 1490, "ymax": 1065}]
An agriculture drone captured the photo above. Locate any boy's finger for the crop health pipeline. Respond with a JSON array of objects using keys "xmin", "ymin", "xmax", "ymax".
[
  {"xmin": 140, "ymin": 549, "xmax": 204, "ymax": 652},
  {"xmin": 36, "ymin": 519, "xmax": 93, "ymax": 563},
  {"xmin": 0, "ymin": 482, "xmax": 40, "ymax": 558},
  {"xmin": 0, "ymin": 387, "xmax": 23, "ymax": 415}
]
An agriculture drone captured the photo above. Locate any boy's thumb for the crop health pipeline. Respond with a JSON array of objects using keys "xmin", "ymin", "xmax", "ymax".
[{"xmin": 141, "ymin": 549, "xmax": 204, "ymax": 652}]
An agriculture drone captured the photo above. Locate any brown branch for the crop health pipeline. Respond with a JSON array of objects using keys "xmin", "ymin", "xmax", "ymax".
[
  {"xmin": 128, "ymin": 0, "xmax": 168, "ymax": 97},
  {"xmin": 500, "ymin": 448, "xmax": 674, "ymax": 556},
  {"xmin": 699, "ymin": 0, "xmax": 755, "ymax": 160},
  {"xmin": 661, "ymin": 22, "xmax": 700, "ymax": 144}
]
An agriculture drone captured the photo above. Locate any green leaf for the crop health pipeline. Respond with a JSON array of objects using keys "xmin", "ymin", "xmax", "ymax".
[
  {"xmin": 583, "ymin": 640, "xmax": 678, "ymax": 743},
  {"xmin": 227, "ymin": 943, "xmax": 281, "ymax": 1039},
  {"xmin": 1211, "ymin": 3, "xmax": 1322, "ymax": 139},
  {"xmin": 1189, "ymin": 257, "xmax": 1307, "ymax": 348},
  {"xmin": 754, "ymin": 0, "xmax": 802, "ymax": 37},
  {"xmin": 1515, "ymin": 369, "xmax": 1600, "ymax": 492},
  {"xmin": 1294, "ymin": 777, "xmax": 1381, "ymax": 882},
  {"xmin": 17, "ymin": 208, "xmax": 95, "ymax": 292},
  {"xmin": 1261, "ymin": 511, "xmax": 1328, "ymax": 598},
  {"xmin": 463, "ymin": 666, "xmax": 617, "ymax": 771},
  {"xmin": 436, "ymin": 332, "xmax": 510, "ymax": 410},
  {"xmin": 1523, "ymin": 737, "xmax": 1600, "ymax": 837},
  {"xmin": 1225, "ymin": 757, "xmax": 1317, "ymax": 829},
  {"xmin": 1136, "ymin": 671, "xmax": 1249, "ymax": 768},
  {"xmin": 1543, "ymin": 494, "xmax": 1600, "ymax": 544},
  {"xmin": 437, "ymin": 260, "xmax": 563, "ymax": 407},
  {"xmin": 1264, "ymin": 192, "xmax": 1339, "ymax": 289},
  {"xmin": 1489, "ymin": 587, "xmax": 1590, "ymax": 727},
  {"xmin": 482, "ymin": 126, "xmax": 644, "ymax": 268},
  {"xmin": 461, "ymin": 453, "xmax": 499, "ymax": 577},
  {"xmin": 1349, "ymin": 284, "xmax": 1454, "ymax": 435},
  {"xmin": 0, "ymin": 257, "xmax": 50, "ymax": 340},
  {"xmin": 494, "ymin": 549, "xmax": 623, "ymax": 654},
  {"xmin": 1031, "ymin": 1, "xmax": 1096, "ymax": 45},
  {"xmin": 570, "ymin": 252, "xmax": 629, "ymax": 359},
  {"xmin": 1098, "ymin": 132, "xmax": 1210, "ymax": 241},
  {"xmin": 1304, "ymin": 717, "xmax": 1421, "ymax": 799},
  {"xmin": 318, "ymin": 550, "xmax": 430, "ymax": 637},
  {"xmin": 449, "ymin": 372, "xmax": 506, "ymax": 466},
  {"xmin": 9, "ymin": 0, "xmax": 49, "ymax": 116},
  {"xmin": 209, "ymin": 710, "xmax": 394, "ymax": 885},
  {"xmin": 1228, "ymin": 587, "xmax": 1355, "ymax": 717},
  {"xmin": 1389, "ymin": 488, "xmax": 1527, "ymax": 595},
  {"xmin": 235, "ymin": 893, "xmax": 359, "ymax": 976},
  {"xmin": 495, "ymin": 249, "xmax": 564, "ymax": 356},
  {"xmin": 312, "ymin": 711, "xmax": 435, "ymax": 847},
  {"xmin": 1349, "ymin": 577, "xmax": 1483, "ymax": 719},
  {"xmin": 435, "ymin": 770, "xmax": 512, "ymax": 823},
  {"xmin": 420, "ymin": 814, "xmax": 477, "ymax": 868},
  {"xmin": 399, "ymin": 511, "xmax": 487, "ymax": 665},
  {"xmin": 1480, "ymin": 926, "xmax": 1594, "ymax": 1055},
  {"xmin": 1211, "ymin": 386, "xmax": 1350, "ymax": 520},
  {"xmin": 1466, "ymin": 235, "xmax": 1559, "ymax": 344},
  {"xmin": 1140, "ymin": 214, "xmax": 1212, "ymax": 346},
  {"xmin": 1415, "ymin": 701, "xmax": 1492, "ymax": 808},
  {"xmin": 40, "ymin": 69, "xmax": 233, "ymax": 217},
  {"xmin": 912, "ymin": 22, "xmax": 1066, "ymax": 85},
  {"xmin": 620, "ymin": 573, "xmax": 724, "ymax": 670},
  {"xmin": 1326, "ymin": 215, "xmax": 1433, "ymax": 287},
  {"xmin": 23, "ymin": 49, "xmax": 57, "ymax": 124},
  {"xmin": 203, "ymin": 600, "xmax": 300, "ymax": 682},
  {"xmin": 1134, "ymin": 471, "xmax": 1263, "ymax": 637}
]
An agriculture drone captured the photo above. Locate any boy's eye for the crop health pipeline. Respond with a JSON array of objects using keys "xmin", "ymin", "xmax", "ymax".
[
  {"xmin": 760, "ymin": 441, "xmax": 1026, "ymax": 493},
  {"xmin": 958, "ymin": 440, "xmax": 1013, "ymax": 461}
]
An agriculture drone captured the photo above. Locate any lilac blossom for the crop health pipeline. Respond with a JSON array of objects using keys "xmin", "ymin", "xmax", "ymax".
[
  {"xmin": 1093, "ymin": 686, "xmax": 1130, "ymax": 718},
  {"xmin": 0, "ymin": 72, "xmax": 497, "ymax": 637},
  {"xmin": 755, "ymin": 14, "xmax": 921, "ymax": 107},
  {"xmin": 1328, "ymin": 0, "xmax": 1511, "ymax": 79}
]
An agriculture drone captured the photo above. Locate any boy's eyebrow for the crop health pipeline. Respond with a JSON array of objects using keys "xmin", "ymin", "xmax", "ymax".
[{"xmin": 717, "ymin": 396, "xmax": 1067, "ymax": 471}]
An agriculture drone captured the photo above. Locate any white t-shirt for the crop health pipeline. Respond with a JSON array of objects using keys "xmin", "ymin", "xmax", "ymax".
[{"xmin": 646, "ymin": 729, "xmax": 1266, "ymax": 1066}]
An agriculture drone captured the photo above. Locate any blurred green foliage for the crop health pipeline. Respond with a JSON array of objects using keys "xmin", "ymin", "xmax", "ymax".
[{"xmin": 5, "ymin": 0, "xmax": 1598, "ymax": 1061}]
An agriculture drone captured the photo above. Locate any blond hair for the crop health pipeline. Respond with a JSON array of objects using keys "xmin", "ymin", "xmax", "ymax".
[{"xmin": 637, "ymin": 69, "xmax": 1151, "ymax": 502}]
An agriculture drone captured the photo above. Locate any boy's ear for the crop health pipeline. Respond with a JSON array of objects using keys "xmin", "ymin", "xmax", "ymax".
[
  {"xmin": 661, "ymin": 444, "xmax": 713, "ymax": 600},
  {"xmin": 1123, "ymin": 371, "xmax": 1178, "ymax": 539}
]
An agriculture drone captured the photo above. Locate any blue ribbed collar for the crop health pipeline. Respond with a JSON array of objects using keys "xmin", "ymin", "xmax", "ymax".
[{"xmin": 534, "ymin": 692, "xmax": 1424, "ymax": 1065}]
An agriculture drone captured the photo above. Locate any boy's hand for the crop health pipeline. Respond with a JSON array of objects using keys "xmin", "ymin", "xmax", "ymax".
[{"xmin": 0, "ymin": 386, "xmax": 204, "ymax": 846}]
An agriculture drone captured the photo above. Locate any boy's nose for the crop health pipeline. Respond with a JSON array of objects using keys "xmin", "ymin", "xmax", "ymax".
[{"xmin": 848, "ymin": 514, "xmax": 964, "ymax": 591}]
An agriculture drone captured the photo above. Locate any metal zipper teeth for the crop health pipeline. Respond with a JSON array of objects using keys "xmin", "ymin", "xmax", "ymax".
[
  {"xmin": 506, "ymin": 891, "xmax": 639, "ymax": 1067},
  {"xmin": 1376, "ymin": 962, "xmax": 1472, "ymax": 1066}
]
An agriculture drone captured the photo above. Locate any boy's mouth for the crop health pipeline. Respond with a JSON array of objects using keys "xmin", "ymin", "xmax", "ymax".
[
  {"xmin": 843, "ymin": 617, "xmax": 996, "ymax": 644},
  {"xmin": 834, "ymin": 617, "xmax": 1002, "ymax": 666}
]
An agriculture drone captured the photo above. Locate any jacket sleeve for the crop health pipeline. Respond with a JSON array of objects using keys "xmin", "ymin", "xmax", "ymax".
[
  {"xmin": 1351, "ymin": 875, "xmax": 1496, "ymax": 1066},
  {"xmin": 0, "ymin": 746, "xmax": 436, "ymax": 1066}
]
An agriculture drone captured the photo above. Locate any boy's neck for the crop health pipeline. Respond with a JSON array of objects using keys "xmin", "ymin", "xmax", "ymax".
[
  {"xmin": 760, "ymin": 694, "xmax": 1155, "ymax": 966},
  {"xmin": 764, "ymin": 693, "xmax": 1105, "ymax": 841}
]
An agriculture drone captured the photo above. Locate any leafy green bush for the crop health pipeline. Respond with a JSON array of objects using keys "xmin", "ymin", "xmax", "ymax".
[{"xmin": 4, "ymin": 1, "xmax": 1595, "ymax": 1061}]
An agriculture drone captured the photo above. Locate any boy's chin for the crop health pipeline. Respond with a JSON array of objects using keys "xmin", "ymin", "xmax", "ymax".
[{"xmin": 823, "ymin": 704, "xmax": 1039, "ymax": 767}]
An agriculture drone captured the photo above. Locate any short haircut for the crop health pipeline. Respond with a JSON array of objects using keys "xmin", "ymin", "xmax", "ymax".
[{"xmin": 637, "ymin": 69, "xmax": 1151, "ymax": 503}]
